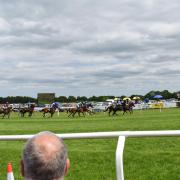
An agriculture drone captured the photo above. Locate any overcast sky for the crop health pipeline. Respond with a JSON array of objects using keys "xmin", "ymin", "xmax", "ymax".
[{"xmin": 0, "ymin": 0, "xmax": 180, "ymax": 97}]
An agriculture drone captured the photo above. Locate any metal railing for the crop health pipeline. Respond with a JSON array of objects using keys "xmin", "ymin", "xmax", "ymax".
[{"xmin": 1, "ymin": 130, "xmax": 180, "ymax": 180}]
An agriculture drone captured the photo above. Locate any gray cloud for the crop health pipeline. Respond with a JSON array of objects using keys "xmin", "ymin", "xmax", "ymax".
[{"xmin": 0, "ymin": 0, "xmax": 180, "ymax": 97}]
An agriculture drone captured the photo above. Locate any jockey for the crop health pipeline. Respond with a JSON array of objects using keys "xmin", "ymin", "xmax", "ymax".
[
  {"xmin": 51, "ymin": 102, "xmax": 60, "ymax": 109},
  {"xmin": 117, "ymin": 99, "xmax": 122, "ymax": 106},
  {"xmin": 112, "ymin": 100, "xmax": 117, "ymax": 108},
  {"xmin": 76, "ymin": 102, "xmax": 82, "ymax": 110},
  {"xmin": 3, "ymin": 102, "xmax": 9, "ymax": 109},
  {"xmin": 125, "ymin": 99, "xmax": 129, "ymax": 105},
  {"xmin": 122, "ymin": 100, "xmax": 126, "ymax": 106}
]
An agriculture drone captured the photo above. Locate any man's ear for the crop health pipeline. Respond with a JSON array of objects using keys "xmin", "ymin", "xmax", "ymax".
[
  {"xmin": 20, "ymin": 160, "xmax": 25, "ymax": 177},
  {"xmin": 64, "ymin": 158, "xmax": 70, "ymax": 176}
]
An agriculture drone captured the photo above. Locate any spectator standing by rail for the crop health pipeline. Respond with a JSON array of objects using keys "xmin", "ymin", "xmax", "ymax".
[{"xmin": 21, "ymin": 131, "xmax": 70, "ymax": 180}]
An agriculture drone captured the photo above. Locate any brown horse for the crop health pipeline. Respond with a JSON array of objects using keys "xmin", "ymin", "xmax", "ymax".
[
  {"xmin": 0, "ymin": 106, "xmax": 12, "ymax": 118},
  {"xmin": 40, "ymin": 106, "xmax": 56, "ymax": 118},
  {"xmin": 105, "ymin": 101, "xmax": 135, "ymax": 116},
  {"xmin": 122, "ymin": 101, "xmax": 135, "ymax": 115},
  {"xmin": 68, "ymin": 106, "xmax": 93, "ymax": 117},
  {"xmin": 105, "ymin": 104, "xmax": 122, "ymax": 116},
  {"xmin": 19, "ymin": 104, "xmax": 35, "ymax": 117}
]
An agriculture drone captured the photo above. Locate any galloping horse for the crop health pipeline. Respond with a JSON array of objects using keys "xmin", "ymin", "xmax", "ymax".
[
  {"xmin": 105, "ymin": 104, "xmax": 122, "ymax": 116},
  {"xmin": 122, "ymin": 101, "xmax": 135, "ymax": 115},
  {"xmin": 105, "ymin": 101, "xmax": 135, "ymax": 116},
  {"xmin": 40, "ymin": 106, "xmax": 56, "ymax": 118},
  {"xmin": 68, "ymin": 102, "xmax": 94, "ymax": 117},
  {"xmin": 19, "ymin": 104, "xmax": 35, "ymax": 117},
  {"xmin": 67, "ymin": 107, "xmax": 82, "ymax": 117},
  {"xmin": 0, "ymin": 106, "xmax": 12, "ymax": 118}
]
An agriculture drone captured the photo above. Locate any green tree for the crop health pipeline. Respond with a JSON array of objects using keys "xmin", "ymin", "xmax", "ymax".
[
  {"xmin": 55, "ymin": 96, "xmax": 68, "ymax": 103},
  {"xmin": 67, "ymin": 96, "xmax": 76, "ymax": 102},
  {"xmin": 77, "ymin": 96, "xmax": 88, "ymax": 102}
]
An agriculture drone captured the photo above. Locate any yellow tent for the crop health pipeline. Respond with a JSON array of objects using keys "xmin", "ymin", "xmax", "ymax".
[
  {"xmin": 123, "ymin": 97, "xmax": 131, "ymax": 101},
  {"xmin": 133, "ymin": 96, "xmax": 140, "ymax": 100}
]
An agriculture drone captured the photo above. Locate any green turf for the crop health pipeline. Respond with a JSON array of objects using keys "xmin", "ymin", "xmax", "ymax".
[{"xmin": 0, "ymin": 108, "xmax": 180, "ymax": 179}]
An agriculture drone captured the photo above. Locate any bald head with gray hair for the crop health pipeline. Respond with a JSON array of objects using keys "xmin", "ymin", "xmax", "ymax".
[{"xmin": 21, "ymin": 131, "xmax": 70, "ymax": 180}]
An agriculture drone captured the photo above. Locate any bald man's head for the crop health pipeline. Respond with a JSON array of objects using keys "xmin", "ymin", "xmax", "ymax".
[{"xmin": 21, "ymin": 131, "xmax": 69, "ymax": 180}]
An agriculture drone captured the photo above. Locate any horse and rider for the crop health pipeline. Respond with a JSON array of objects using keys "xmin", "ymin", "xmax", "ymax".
[
  {"xmin": 105, "ymin": 99, "xmax": 135, "ymax": 116},
  {"xmin": 19, "ymin": 103, "xmax": 35, "ymax": 117},
  {"xmin": 40, "ymin": 102, "xmax": 60, "ymax": 118},
  {"xmin": 68, "ymin": 102, "xmax": 94, "ymax": 117},
  {"xmin": 0, "ymin": 102, "xmax": 12, "ymax": 118}
]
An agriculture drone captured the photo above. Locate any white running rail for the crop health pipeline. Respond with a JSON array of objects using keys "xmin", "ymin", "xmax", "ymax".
[{"xmin": 0, "ymin": 130, "xmax": 180, "ymax": 180}]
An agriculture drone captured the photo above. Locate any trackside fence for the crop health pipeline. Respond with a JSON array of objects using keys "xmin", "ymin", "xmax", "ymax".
[{"xmin": 1, "ymin": 130, "xmax": 180, "ymax": 180}]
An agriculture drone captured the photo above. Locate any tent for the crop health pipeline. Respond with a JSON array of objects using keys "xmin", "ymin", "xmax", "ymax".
[{"xmin": 153, "ymin": 95, "xmax": 163, "ymax": 99}]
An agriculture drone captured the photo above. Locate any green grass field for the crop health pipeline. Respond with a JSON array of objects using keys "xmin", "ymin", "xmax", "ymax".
[{"xmin": 0, "ymin": 108, "xmax": 180, "ymax": 180}]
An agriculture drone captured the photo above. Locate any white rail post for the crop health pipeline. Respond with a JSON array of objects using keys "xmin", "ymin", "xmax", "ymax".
[{"xmin": 116, "ymin": 136, "xmax": 126, "ymax": 180}]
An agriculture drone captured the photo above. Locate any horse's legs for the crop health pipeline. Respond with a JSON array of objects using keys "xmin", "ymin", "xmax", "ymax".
[
  {"xmin": 51, "ymin": 112, "xmax": 54, "ymax": 118},
  {"xmin": 112, "ymin": 109, "xmax": 117, "ymax": 116},
  {"xmin": 88, "ymin": 109, "xmax": 93, "ymax": 115},
  {"xmin": 68, "ymin": 111, "xmax": 73, "ymax": 117},
  {"xmin": 29, "ymin": 112, "xmax": 32, "ymax": 118},
  {"xmin": 23, "ymin": 112, "xmax": 26, "ymax": 117},
  {"xmin": 108, "ymin": 109, "xmax": 111, "ymax": 116},
  {"xmin": 72, "ymin": 111, "xmax": 77, "ymax": 117},
  {"xmin": 130, "ymin": 108, "xmax": 133, "ymax": 114}
]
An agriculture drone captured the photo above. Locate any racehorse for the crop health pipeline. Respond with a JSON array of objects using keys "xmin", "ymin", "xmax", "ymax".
[
  {"xmin": 105, "ymin": 101, "xmax": 135, "ymax": 116},
  {"xmin": 40, "ymin": 106, "xmax": 56, "ymax": 118},
  {"xmin": 68, "ymin": 102, "xmax": 94, "ymax": 117},
  {"xmin": 67, "ymin": 107, "xmax": 82, "ymax": 117},
  {"xmin": 105, "ymin": 104, "xmax": 122, "ymax": 116},
  {"xmin": 122, "ymin": 101, "xmax": 135, "ymax": 115},
  {"xmin": 19, "ymin": 104, "xmax": 35, "ymax": 117},
  {"xmin": 0, "ymin": 106, "xmax": 12, "ymax": 118}
]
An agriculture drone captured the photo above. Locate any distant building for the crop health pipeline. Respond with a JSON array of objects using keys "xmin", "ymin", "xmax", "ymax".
[{"xmin": 37, "ymin": 93, "xmax": 55, "ymax": 104}]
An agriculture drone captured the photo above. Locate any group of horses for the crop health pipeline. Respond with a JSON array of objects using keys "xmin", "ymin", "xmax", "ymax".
[
  {"xmin": 0, "ymin": 104, "xmax": 36, "ymax": 118},
  {"xmin": 104, "ymin": 101, "xmax": 135, "ymax": 116},
  {"xmin": 66, "ymin": 103, "xmax": 94, "ymax": 117},
  {"xmin": 0, "ymin": 101, "xmax": 135, "ymax": 119},
  {"xmin": 0, "ymin": 104, "xmax": 62, "ymax": 119},
  {"xmin": 0, "ymin": 106, "xmax": 12, "ymax": 118}
]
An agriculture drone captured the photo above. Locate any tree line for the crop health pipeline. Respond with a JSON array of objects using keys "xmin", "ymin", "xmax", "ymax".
[{"xmin": 0, "ymin": 90, "xmax": 179, "ymax": 104}]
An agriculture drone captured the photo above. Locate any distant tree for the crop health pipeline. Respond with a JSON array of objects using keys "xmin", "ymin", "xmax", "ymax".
[
  {"xmin": 161, "ymin": 90, "xmax": 172, "ymax": 99},
  {"xmin": 121, "ymin": 95, "xmax": 126, "ymax": 100},
  {"xmin": 96, "ymin": 96, "xmax": 107, "ymax": 102},
  {"xmin": 88, "ymin": 96, "xmax": 97, "ymax": 101},
  {"xmin": 108, "ymin": 96, "xmax": 115, "ymax": 99},
  {"xmin": 0, "ymin": 96, "xmax": 37, "ymax": 103},
  {"xmin": 55, "ymin": 96, "xmax": 68, "ymax": 103},
  {"xmin": 77, "ymin": 96, "xmax": 88, "ymax": 102},
  {"xmin": 67, "ymin": 96, "xmax": 76, "ymax": 102},
  {"xmin": 172, "ymin": 92, "xmax": 178, "ymax": 99},
  {"xmin": 144, "ymin": 91, "xmax": 157, "ymax": 99},
  {"xmin": 144, "ymin": 90, "xmax": 175, "ymax": 100}
]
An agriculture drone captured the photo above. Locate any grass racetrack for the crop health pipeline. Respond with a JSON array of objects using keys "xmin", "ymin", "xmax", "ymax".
[{"xmin": 0, "ymin": 108, "xmax": 180, "ymax": 179}]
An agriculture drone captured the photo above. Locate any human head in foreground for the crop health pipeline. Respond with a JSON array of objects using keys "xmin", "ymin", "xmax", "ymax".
[{"xmin": 21, "ymin": 131, "xmax": 70, "ymax": 180}]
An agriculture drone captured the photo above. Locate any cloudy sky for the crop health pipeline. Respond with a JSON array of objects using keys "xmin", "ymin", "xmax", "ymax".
[{"xmin": 0, "ymin": 0, "xmax": 180, "ymax": 97}]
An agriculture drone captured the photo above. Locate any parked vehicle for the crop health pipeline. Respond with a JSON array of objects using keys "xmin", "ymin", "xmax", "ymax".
[{"xmin": 93, "ymin": 102, "xmax": 109, "ymax": 112}]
